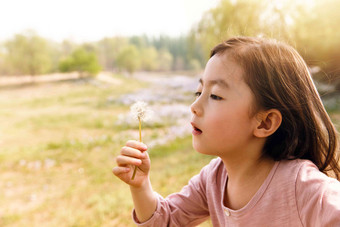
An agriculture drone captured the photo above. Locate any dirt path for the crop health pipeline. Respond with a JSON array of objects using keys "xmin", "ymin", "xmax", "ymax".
[{"xmin": 0, "ymin": 72, "xmax": 122, "ymax": 87}]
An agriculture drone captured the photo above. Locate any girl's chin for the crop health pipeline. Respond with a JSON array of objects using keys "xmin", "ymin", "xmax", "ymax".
[
  {"xmin": 192, "ymin": 142, "xmax": 221, "ymax": 157},
  {"xmin": 192, "ymin": 140, "xmax": 211, "ymax": 155}
]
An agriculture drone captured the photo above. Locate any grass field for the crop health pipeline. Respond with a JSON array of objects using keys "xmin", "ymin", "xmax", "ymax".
[
  {"xmin": 0, "ymin": 74, "xmax": 214, "ymax": 226},
  {"xmin": 0, "ymin": 73, "xmax": 338, "ymax": 226}
]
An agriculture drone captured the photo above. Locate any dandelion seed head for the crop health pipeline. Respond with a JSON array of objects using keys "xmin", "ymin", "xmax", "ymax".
[{"xmin": 130, "ymin": 101, "xmax": 153, "ymax": 122}]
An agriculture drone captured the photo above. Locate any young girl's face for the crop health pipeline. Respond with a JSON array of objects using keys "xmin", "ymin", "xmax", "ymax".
[{"xmin": 191, "ymin": 54, "xmax": 260, "ymax": 158}]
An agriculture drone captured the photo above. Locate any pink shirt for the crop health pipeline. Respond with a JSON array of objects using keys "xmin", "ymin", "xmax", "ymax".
[{"xmin": 133, "ymin": 158, "xmax": 340, "ymax": 226}]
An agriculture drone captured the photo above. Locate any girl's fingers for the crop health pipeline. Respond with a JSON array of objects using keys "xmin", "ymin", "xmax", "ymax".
[
  {"xmin": 112, "ymin": 166, "xmax": 130, "ymax": 176},
  {"xmin": 126, "ymin": 140, "xmax": 148, "ymax": 152},
  {"xmin": 121, "ymin": 146, "xmax": 146, "ymax": 159},
  {"xmin": 116, "ymin": 155, "xmax": 142, "ymax": 166},
  {"xmin": 112, "ymin": 141, "xmax": 150, "ymax": 183}
]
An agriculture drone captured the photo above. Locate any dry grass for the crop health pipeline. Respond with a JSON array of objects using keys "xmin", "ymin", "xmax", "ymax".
[{"xmin": 0, "ymin": 74, "xmax": 214, "ymax": 226}]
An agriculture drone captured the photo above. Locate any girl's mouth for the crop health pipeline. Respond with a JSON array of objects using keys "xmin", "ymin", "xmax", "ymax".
[{"xmin": 191, "ymin": 123, "xmax": 202, "ymax": 135}]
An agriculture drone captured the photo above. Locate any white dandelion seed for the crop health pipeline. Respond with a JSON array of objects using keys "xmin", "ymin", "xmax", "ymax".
[{"xmin": 130, "ymin": 101, "xmax": 153, "ymax": 122}]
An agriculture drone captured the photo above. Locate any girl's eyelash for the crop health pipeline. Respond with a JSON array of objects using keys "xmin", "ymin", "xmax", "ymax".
[
  {"xmin": 210, "ymin": 94, "xmax": 222, "ymax": 100},
  {"xmin": 194, "ymin": 92, "xmax": 222, "ymax": 100}
]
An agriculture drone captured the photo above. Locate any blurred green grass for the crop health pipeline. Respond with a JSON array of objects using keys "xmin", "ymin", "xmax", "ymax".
[
  {"xmin": 0, "ymin": 74, "xmax": 214, "ymax": 227},
  {"xmin": 0, "ymin": 74, "xmax": 338, "ymax": 227}
]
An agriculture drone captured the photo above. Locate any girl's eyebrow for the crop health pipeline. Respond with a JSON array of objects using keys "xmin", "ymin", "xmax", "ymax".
[{"xmin": 199, "ymin": 78, "xmax": 229, "ymax": 88}]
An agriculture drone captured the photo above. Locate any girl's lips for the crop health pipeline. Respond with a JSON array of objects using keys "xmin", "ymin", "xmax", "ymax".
[{"xmin": 191, "ymin": 122, "xmax": 202, "ymax": 135}]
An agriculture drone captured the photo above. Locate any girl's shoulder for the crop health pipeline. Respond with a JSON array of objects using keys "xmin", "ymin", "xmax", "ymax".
[
  {"xmin": 280, "ymin": 159, "xmax": 338, "ymax": 182},
  {"xmin": 278, "ymin": 158, "xmax": 340, "ymax": 194},
  {"xmin": 282, "ymin": 160, "xmax": 340, "ymax": 225},
  {"xmin": 279, "ymin": 159, "xmax": 339, "ymax": 183}
]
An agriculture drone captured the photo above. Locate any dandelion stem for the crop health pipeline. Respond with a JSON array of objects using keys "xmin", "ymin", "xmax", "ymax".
[
  {"xmin": 139, "ymin": 117, "xmax": 142, "ymax": 142},
  {"xmin": 131, "ymin": 117, "xmax": 142, "ymax": 180}
]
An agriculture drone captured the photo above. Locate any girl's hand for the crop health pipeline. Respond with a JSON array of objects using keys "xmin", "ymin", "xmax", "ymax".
[{"xmin": 112, "ymin": 140, "xmax": 151, "ymax": 188}]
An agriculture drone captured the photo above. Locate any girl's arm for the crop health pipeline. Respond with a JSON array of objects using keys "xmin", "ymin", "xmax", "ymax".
[
  {"xmin": 129, "ymin": 159, "xmax": 214, "ymax": 226},
  {"xmin": 113, "ymin": 140, "xmax": 212, "ymax": 226},
  {"xmin": 130, "ymin": 177, "xmax": 157, "ymax": 222},
  {"xmin": 113, "ymin": 140, "xmax": 157, "ymax": 222}
]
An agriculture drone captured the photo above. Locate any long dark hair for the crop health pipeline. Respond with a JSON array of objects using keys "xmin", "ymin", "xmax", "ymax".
[{"xmin": 211, "ymin": 37, "xmax": 340, "ymax": 179}]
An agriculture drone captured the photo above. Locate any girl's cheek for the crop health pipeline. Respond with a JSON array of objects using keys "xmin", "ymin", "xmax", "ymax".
[{"xmin": 209, "ymin": 115, "xmax": 224, "ymax": 127}]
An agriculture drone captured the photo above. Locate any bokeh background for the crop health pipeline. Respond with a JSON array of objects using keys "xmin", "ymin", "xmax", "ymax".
[{"xmin": 0, "ymin": 0, "xmax": 339, "ymax": 226}]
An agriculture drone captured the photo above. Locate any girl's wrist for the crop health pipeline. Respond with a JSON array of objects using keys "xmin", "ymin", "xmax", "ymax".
[{"xmin": 130, "ymin": 177, "xmax": 152, "ymax": 192}]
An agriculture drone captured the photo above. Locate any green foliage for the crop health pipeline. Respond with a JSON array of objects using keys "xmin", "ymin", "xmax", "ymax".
[
  {"xmin": 192, "ymin": 0, "xmax": 270, "ymax": 59},
  {"xmin": 115, "ymin": 44, "xmax": 141, "ymax": 74},
  {"xmin": 157, "ymin": 48, "xmax": 173, "ymax": 71},
  {"xmin": 3, "ymin": 31, "xmax": 52, "ymax": 75},
  {"xmin": 0, "ymin": 31, "xmax": 198, "ymax": 76},
  {"xmin": 2, "ymin": 0, "xmax": 340, "ymax": 81},
  {"xmin": 188, "ymin": 58, "xmax": 202, "ymax": 72},
  {"xmin": 140, "ymin": 46, "xmax": 159, "ymax": 71},
  {"xmin": 151, "ymin": 35, "xmax": 193, "ymax": 70},
  {"xmin": 59, "ymin": 47, "xmax": 101, "ymax": 77},
  {"xmin": 192, "ymin": 0, "xmax": 340, "ymax": 83},
  {"xmin": 96, "ymin": 37, "xmax": 129, "ymax": 71},
  {"xmin": 0, "ymin": 48, "xmax": 5, "ymax": 74},
  {"xmin": 290, "ymin": 0, "xmax": 340, "ymax": 82},
  {"xmin": 129, "ymin": 35, "xmax": 150, "ymax": 48}
]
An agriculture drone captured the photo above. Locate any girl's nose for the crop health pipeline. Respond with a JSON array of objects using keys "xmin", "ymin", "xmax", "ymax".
[{"xmin": 190, "ymin": 98, "xmax": 203, "ymax": 116}]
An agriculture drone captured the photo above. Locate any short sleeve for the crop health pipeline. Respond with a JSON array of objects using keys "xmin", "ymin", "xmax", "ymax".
[{"xmin": 296, "ymin": 161, "xmax": 340, "ymax": 226}]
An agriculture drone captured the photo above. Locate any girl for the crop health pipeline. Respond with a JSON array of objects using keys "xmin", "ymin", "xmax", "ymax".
[{"xmin": 113, "ymin": 37, "xmax": 340, "ymax": 226}]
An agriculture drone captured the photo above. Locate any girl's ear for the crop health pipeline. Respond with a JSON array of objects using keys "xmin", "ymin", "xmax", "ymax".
[{"xmin": 254, "ymin": 109, "xmax": 282, "ymax": 138}]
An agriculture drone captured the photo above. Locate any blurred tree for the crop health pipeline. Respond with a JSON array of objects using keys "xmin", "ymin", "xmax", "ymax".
[
  {"xmin": 115, "ymin": 44, "xmax": 141, "ymax": 75},
  {"xmin": 173, "ymin": 56, "xmax": 185, "ymax": 71},
  {"xmin": 96, "ymin": 37, "xmax": 128, "ymax": 71},
  {"xmin": 59, "ymin": 47, "xmax": 101, "ymax": 77},
  {"xmin": 291, "ymin": 0, "xmax": 340, "ymax": 84},
  {"xmin": 192, "ymin": 0, "xmax": 340, "ymax": 85},
  {"xmin": 129, "ymin": 35, "xmax": 150, "ymax": 48},
  {"xmin": 151, "ymin": 35, "xmax": 191, "ymax": 70},
  {"xmin": 157, "ymin": 48, "xmax": 173, "ymax": 71},
  {"xmin": 188, "ymin": 59, "xmax": 202, "ymax": 72},
  {"xmin": 192, "ymin": 0, "xmax": 265, "ymax": 59},
  {"xmin": 140, "ymin": 47, "xmax": 159, "ymax": 71},
  {"xmin": 46, "ymin": 40, "xmax": 66, "ymax": 73},
  {"xmin": 4, "ymin": 31, "xmax": 52, "ymax": 76},
  {"xmin": 168, "ymin": 36, "xmax": 188, "ymax": 70},
  {"xmin": 187, "ymin": 33, "xmax": 206, "ymax": 68},
  {"xmin": 60, "ymin": 40, "xmax": 77, "ymax": 57},
  {"xmin": 0, "ymin": 50, "xmax": 5, "ymax": 75},
  {"xmin": 81, "ymin": 42, "xmax": 97, "ymax": 53}
]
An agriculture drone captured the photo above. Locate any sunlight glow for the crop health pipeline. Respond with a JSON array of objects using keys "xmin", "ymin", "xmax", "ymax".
[{"xmin": 0, "ymin": 0, "xmax": 219, "ymax": 42}]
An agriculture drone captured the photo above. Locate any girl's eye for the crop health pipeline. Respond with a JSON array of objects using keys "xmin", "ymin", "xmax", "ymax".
[
  {"xmin": 210, "ymin": 94, "xmax": 222, "ymax": 100},
  {"xmin": 195, "ymin": 91, "xmax": 202, "ymax": 97}
]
